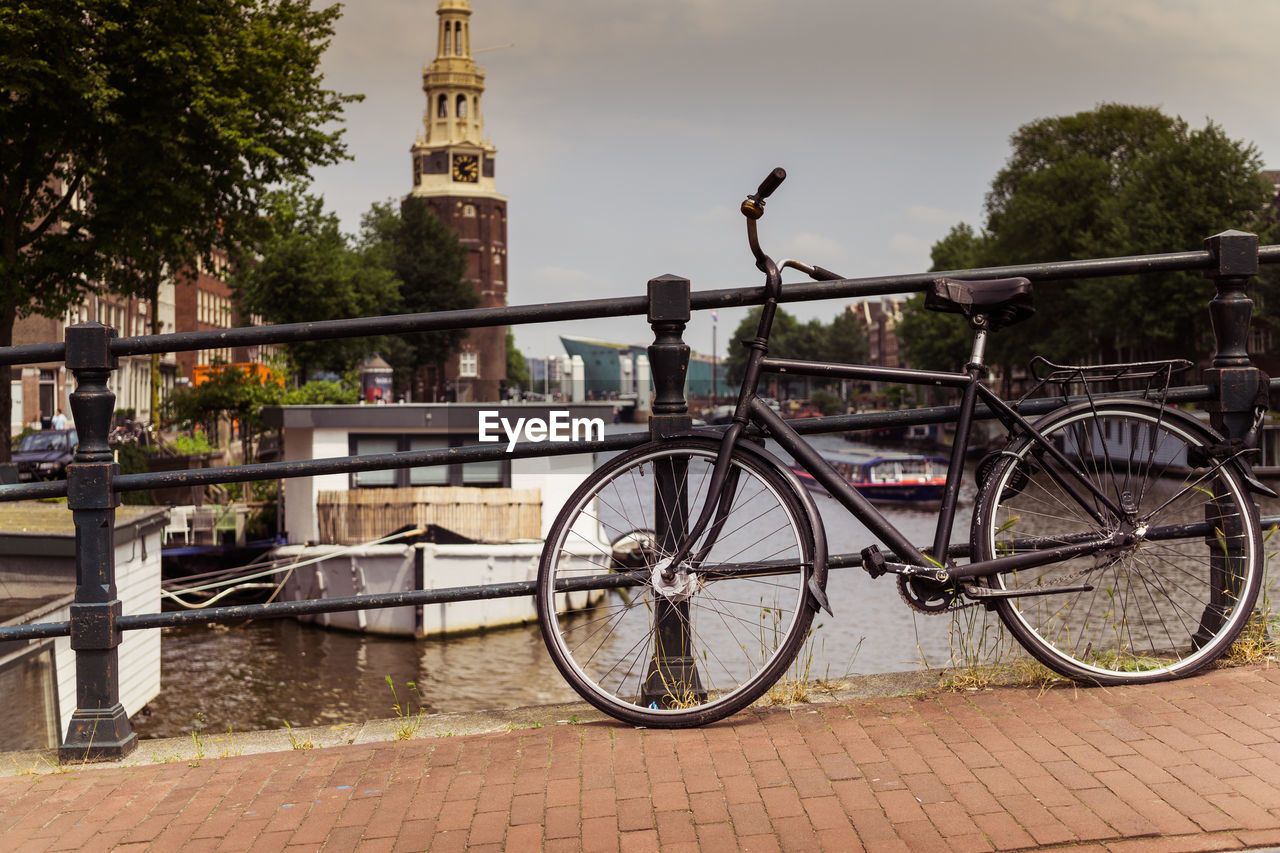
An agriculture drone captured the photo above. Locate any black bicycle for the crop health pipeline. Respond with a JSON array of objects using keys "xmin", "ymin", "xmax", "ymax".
[{"xmin": 536, "ymin": 168, "xmax": 1267, "ymax": 728}]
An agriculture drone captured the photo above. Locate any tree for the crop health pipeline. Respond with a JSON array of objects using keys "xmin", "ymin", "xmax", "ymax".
[
  {"xmin": 233, "ymin": 187, "xmax": 399, "ymax": 384},
  {"xmin": 724, "ymin": 305, "xmax": 870, "ymax": 400},
  {"xmin": 0, "ymin": 0, "xmax": 358, "ymax": 460},
  {"xmin": 359, "ymin": 197, "xmax": 474, "ymax": 400},
  {"xmin": 900, "ymin": 104, "xmax": 1274, "ymax": 376},
  {"xmin": 506, "ymin": 330, "xmax": 530, "ymax": 394},
  {"xmin": 164, "ymin": 363, "xmax": 283, "ymax": 463},
  {"xmin": 822, "ymin": 306, "xmax": 870, "ymax": 367},
  {"xmin": 897, "ymin": 223, "xmax": 986, "ymax": 372}
]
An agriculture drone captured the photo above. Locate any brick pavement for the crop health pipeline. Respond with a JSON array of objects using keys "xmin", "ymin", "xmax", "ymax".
[{"xmin": 3, "ymin": 664, "xmax": 1280, "ymax": 851}]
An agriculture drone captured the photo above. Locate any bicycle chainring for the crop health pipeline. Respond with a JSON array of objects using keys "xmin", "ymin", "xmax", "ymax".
[{"xmin": 897, "ymin": 573, "xmax": 960, "ymax": 614}]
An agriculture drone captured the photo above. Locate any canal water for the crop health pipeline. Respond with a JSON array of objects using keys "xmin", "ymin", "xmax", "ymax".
[{"xmin": 131, "ymin": 432, "xmax": 1277, "ymax": 739}]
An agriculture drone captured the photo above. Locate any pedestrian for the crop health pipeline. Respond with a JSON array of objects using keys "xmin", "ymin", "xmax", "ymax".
[{"xmin": 51, "ymin": 408, "xmax": 68, "ymax": 430}]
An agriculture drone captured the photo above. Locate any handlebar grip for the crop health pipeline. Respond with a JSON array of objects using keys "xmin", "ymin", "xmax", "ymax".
[
  {"xmin": 810, "ymin": 265, "xmax": 844, "ymax": 282},
  {"xmin": 755, "ymin": 167, "xmax": 787, "ymax": 200}
]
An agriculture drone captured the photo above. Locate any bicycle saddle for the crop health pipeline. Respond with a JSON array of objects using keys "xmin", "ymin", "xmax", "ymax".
[{"xmin": 925, "ymin": 277, "xmax": 1035, "ymax": 331}]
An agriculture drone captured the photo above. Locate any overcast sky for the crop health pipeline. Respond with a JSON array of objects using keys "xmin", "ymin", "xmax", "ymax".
[{"xmin": 308, "ymin": 0, "xmax": 1280, "ymax": 364}]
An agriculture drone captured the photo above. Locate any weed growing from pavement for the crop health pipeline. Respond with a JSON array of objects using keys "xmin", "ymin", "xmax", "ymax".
[
  {"xmin": 1225, "ymin": 525, "xmax": 1279, "ymax": 667},
  {"xmin": 385, "ymin": 676, "xmax": 426, "ymax": 741},
  {"xmin": 284, "ymin": 721, "xmax": 315, "ymax": 750}
]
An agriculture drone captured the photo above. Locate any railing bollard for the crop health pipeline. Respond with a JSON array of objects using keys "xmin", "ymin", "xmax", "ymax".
[
  {"xmin": 641, "ymin": 275, "xmax": 705, "ymax": 708},
  {"xmin": 1195, "ymin": 230, "xmax": 1264, "ymax": 648},
  {"xmin": 1203, "ymin": 230, "xmax": 1264, "ymax": 441},
  {"xmin": 59, "ymin": 322, "xmax": 136, "ymax": 761}
]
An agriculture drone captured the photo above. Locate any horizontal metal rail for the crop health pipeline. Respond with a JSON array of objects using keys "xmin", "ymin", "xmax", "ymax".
[
  {"xmin": 2, "ymin": 243, "xmax": 1278, "ymax": 367},
  {"xmin": 6, "ymin": 377, "xmax": 1275, "ymax": 505},
  {"xmin": 7, "ymin": 510, "xmax": 1277, "ymax": 644},
  {"xmin": 2, "ymin": 231, "xmax": 1275, "ymax": 760}
]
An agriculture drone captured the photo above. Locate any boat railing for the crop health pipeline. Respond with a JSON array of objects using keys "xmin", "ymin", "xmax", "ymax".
[{"xmin": 2, "ymin": 235, "xmax": 1280, "ymax": 759}]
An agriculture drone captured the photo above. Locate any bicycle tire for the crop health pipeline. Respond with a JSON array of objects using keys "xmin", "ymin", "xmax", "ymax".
[
  {"xmin": 537, "ymin": 437, "xmax": 819, "ymax": 727},
  {"xmin": 971, "ymin": 400, "xmax": 1263, "ymax": 684}
]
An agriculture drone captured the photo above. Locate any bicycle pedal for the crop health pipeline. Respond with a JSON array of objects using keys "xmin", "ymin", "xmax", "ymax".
[
  {"xmin": 963, "ymin": 583, "xmax": 1093, "ymax": 600},
  {"xmin": 861, "ymin": 546, "xmax": 887, "ymax": 578}
]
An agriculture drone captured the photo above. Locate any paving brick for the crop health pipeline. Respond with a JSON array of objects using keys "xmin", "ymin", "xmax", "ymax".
[{"xmin": 7, "ymin": 665, "xmax": 1280, "ymax": 851}]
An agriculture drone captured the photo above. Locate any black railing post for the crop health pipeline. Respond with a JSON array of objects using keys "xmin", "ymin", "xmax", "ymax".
[
  {"xmin": 1202, "ymin": 230, "xmax": 1263, "ymax": 440},
  {"xmin": 1194, "ymin": 231, "xmax": 1262, "ymax": 648},
  {"xmin": 59, "ymin": 322, "xmax": 136, "ymax": 761},
  {"xmin": 641, "ymin": 275, "xmax": 704, "ymax": 708}
]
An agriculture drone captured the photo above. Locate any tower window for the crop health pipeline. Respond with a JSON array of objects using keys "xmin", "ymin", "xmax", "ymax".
[
  {"xmin": 443, "ymin": 21, "xmax": 452, "ymax": 55},
  {"xmin": 459, "ymin": 351, "xmax": 478, "ymax": 378},
  {"xmin": 437, "ymin": 93, "xmax": 447, "ymax": 118},
  {"xmin": 454, "ymin": 22, "xmax": 462, "ymax": 56},
  {"xmin": 456, "ymin": 94, "xmax": 467, "ymax": 118},
  {"xmin": 463, "ymin": 204, "xmax": 476, "ymax": 218}
]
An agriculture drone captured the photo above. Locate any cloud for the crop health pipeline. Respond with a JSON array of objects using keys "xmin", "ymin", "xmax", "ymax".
[
  {"xmin": 905, "ymin": 205, "xmax": 966, "ymax": 225},
  {"xmin": 779, "ymin": 232, "xmax": 851, "ymax": 265},
  {"xmin": 890, "ymin": 234, "xmax": 933, "ymax": 256},
  {"xmin": 530, "ymin": 266, "xmax": 608, "ymax": 289}
]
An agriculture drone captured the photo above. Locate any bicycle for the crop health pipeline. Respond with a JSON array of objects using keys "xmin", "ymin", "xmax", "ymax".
[{"xmin": 536, "ymin": 168, "xmax": 1269, "ymax": 728}]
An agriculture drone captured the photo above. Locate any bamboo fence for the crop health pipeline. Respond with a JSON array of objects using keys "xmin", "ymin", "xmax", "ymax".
[{"xmin": 315, "ymin": 487, "xmax": 542, "ymax": 545}]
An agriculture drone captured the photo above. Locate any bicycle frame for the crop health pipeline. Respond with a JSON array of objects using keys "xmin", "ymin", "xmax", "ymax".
[{"xmin": 661, "ymin": 174, "xmax": 1138, "ymax": 587}]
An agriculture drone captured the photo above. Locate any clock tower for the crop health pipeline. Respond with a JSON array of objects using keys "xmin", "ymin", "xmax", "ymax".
[{"xmin": 410, "ymin": 0, "xmax": 507, "ymax": 402}]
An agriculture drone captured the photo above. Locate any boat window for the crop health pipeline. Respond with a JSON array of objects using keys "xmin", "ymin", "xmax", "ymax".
[
  {"xmin": 350, "ymin": 432, "xmax": 510, "ymax": 489},
  {"xmin": 899, "ymin": 459, "xmax": 927, "ymax": 479},
  {"xmin": 353, "ymin": 437, "xmax": 399, "ymax": 487},
  {"xmin": 462, "ymin": 458, "xmax": 504, "ymax": 485},
  {"xmin": 408, "ymin": 437, "xmax": 450, "ymax": 485}
]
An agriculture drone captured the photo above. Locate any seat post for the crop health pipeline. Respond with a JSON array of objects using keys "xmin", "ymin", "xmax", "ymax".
[{"xmin": 967, "ymin": 316, "xmax": 990, "ymax": 369}]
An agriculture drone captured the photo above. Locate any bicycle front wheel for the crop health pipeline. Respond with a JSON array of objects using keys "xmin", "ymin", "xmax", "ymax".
[
  {"xmin": 972, "ymin": 401, "xmax": 1263, "ymax": 684},
  {"xmin": 537, "ymin": 437, "xmax": 818, "ymax": 727}
]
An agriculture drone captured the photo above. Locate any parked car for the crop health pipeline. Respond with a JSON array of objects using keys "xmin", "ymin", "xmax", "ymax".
[{"xmin": 13, "ymin": 429, "xmax": 78, "ymax": 482}]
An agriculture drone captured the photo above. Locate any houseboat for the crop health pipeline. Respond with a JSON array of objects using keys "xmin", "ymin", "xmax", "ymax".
[{"xmin": 790, "ymin": 450, "xmax": 949, "ymax": 504}]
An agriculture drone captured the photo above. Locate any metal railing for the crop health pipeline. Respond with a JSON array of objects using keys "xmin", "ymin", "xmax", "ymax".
[{"xmin": 1, "ymin": 229, "xmax": 1278, "ymax": 759}]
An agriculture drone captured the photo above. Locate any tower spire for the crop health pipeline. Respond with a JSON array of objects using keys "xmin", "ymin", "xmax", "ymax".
[
  {"xmin": 420, "ymin": 0, "xmax": 485, "ymax": 148},
  {"xmin": 406, "ymin": 0, "xmax": 508, "ymax": 403}
]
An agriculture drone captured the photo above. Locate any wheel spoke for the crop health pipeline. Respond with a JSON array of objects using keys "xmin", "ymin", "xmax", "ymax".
[{"xmin": 980, "ymin": 405, "xmax": 1260, "ymax": 682}]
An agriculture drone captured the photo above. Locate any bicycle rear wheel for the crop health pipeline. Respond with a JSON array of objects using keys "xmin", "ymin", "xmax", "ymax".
[
  {"xmin": 971, "ymin": 400, "xmax": 1263, "ymax": 684},
  {"xmin": 537, "ymin": 437, "xmax": 818, "ymax": 727}
]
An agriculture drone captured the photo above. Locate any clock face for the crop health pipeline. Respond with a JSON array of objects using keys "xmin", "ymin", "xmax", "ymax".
[{"xmin": 452, "ymin": 153, "xmax": 479, "ymax": 183}]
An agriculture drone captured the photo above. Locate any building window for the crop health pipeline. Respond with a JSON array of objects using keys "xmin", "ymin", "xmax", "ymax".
[
  {"xmin": 459, "ymin": 351, "xmax": 478, "ymax": 377},
  {"xmin": 463, "ymin": 204, "xmax": 476, "ymax": 218},
  {"xmin": 437, "ymin": 93, "xmax": 448, "ymax": 118},
  {"xmin": 456, "ymin": 94, "xmax": 467, "ymax": 118},
  {"xmin": 350, "ymin": 433, "xmax": 508, "ymax": 489}
]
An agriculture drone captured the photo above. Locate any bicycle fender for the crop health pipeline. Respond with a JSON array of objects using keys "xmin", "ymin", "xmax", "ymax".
[
  {"xmin": 1022, "ymin": 398, "xmax": 1277, "ymax": 498},
  {"xmin": 662, "ymin": 429, "xmax": 832, "ymax": 615}
]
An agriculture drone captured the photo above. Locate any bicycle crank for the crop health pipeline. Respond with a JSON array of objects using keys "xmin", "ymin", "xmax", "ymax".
[{"xmin": 898, "ymin": 574, "xmax": 961, "ymax": 613}]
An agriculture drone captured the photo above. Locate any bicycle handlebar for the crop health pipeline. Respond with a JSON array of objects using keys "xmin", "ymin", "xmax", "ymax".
[
  {"xmin": 755, "ymin": 167, "xmax": 786, "ymax": 200},
  {"xmin": 741, "ymin": 167, "xmax": 846, "ymax": 285}
]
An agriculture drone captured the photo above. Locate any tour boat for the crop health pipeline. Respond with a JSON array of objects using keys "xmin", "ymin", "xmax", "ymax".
[{"xmin": 790, "ymin": 450, "xmax": 949, "ymax": 504}]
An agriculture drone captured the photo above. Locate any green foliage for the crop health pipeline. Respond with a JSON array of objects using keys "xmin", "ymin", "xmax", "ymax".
[
  {"xmin": 168, "ymin": 429, "xmax": 213, "ymax": 456},
  {"xmin": 360, "ymin": 197, "xmax": 474, "ymax": 394},
  {"xmin": 0, "ymin": 0, "xmax": 358, "ymax": 460},
  {"xmin": 724, "ymin": 305, "xmax": 868, "ymax": 386},
  {"xmin": 233, "ymin": 186, "xmax": 400, "ymax": 383},
  {"xmin": 809, "ymin": 389, "xmax": 842, "ymax": 415},
  {"xmin": 114, "ymin": 443, "xmax": 155, "ymax": 505},
  {"xmin": 898, "ymin": 223, "xmax": 985, "ymax": 372},
  {"xmin": 901, "ymin": 104, "xmax": 1273, "ymax": 373},
  {"xmin": 506, "ymin": 330, "xmax": 530, "ymax": 392},
  {"xmin": 281, "ymin": 380, "xmax": 359, "ymax": 405}
]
